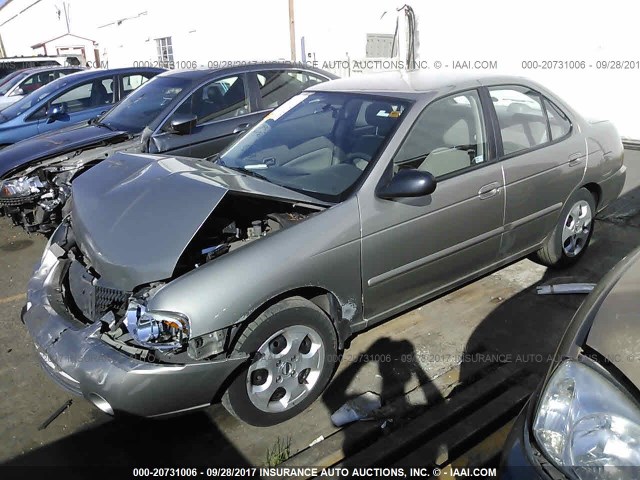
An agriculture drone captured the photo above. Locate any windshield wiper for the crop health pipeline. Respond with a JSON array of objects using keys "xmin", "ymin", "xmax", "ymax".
[
  {"xmin": 94, "ymin": 121, "xmax": 115, "ymax": 131},
  {"xmin": 205, "ymin": 152, "xmax": 220, "ymax": 163},
  {"xmin": 227, "ymin": 165, "xmax": 271, "ymax": 182}
]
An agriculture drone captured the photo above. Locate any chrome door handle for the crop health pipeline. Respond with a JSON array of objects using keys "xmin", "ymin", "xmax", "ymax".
[
  {"xmin": 233, "ymin": 123, "xmax": 251, "ymax": 134},
  {"xmin": 478, "ymin": 182, "xmax": 500, "ymax": 199}
]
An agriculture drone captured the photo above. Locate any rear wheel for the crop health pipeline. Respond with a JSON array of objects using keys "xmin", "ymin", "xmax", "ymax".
[
  {"xmin": 531, "ymin": 188, "xmax": 596, "ymax": 268},
  {"xmin": 222, "ymin": 296, "xmax": 338, "ymax": 426}
]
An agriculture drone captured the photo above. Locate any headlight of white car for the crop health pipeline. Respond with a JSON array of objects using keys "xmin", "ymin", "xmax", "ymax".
[
  {"xmin": 0, "ymin": 176, "xmax": 43, "ymax": 198},
  {"xmin": 533, "ymin": 359, "xmax": 640, "ymax": 479}
]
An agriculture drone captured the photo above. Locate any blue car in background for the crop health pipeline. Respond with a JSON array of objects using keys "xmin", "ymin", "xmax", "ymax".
[{"xmin": 0, "ymin": 67, "xmax": 164, "ymax": 147}]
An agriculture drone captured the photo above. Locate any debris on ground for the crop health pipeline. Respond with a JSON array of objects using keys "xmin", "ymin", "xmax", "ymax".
[
  {"xmin": 38, "ymin": 399, "xmax": 72, "ymax": 430},
  {"xmin": 308, "ymin": 435, "xmax": 324, "ymax": 447},
  {"xmin": 536, "ymin": 283, "xmax": 596, "ymax": 295},
  {"xmin": 331, "ymin": 391, "xmax": 382, "ymax": 426}
]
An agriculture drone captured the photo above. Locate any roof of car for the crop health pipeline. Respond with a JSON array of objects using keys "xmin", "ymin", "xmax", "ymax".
[
  {"xmin": 63, "ymin": 66, "xmax": 165, "ymax": 79},
  {"xmin": 9, "ymin": 65, "xmax": 83, "ymax": 77},
  {"xmin": 310, "ymin": 70, "xmax": 531, "ymax": 97},
  {"xmin": 157, "ymin": 62, "xmax": 337, "ymax": 81}
]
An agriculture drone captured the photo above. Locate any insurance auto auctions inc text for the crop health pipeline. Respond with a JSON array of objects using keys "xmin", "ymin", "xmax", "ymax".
[
  {"xmin": 319, "ymin": 59, "xmax": 499, "ymax": 70},
  {"xmin": 256, "ymin": 466, "xmax": 497, "ymax": 477}
]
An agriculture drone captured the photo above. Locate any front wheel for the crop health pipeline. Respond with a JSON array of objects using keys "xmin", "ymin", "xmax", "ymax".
[
  {"xmin": 531, "ymin": 188, "xmax": 596, "ymax": 268},
  {"xmin": 222, "ymin": 296, "xmax": 338, "ymax": 426}
]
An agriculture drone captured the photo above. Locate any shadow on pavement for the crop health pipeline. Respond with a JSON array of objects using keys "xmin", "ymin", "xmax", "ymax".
[
  {"xmin": 1, "ymin": 411, "xmax": 250, "ymax": 467},
  {"xmin": 322, "ymin": 184, "xmax": 640, "ymax": 467},
  {"xmin": 323, "ymin": 337, "xmax": 444, "ymax": 455},
  {"xmin": 462, "ymin": 184, "xmax": 640, "ymax": 381}
]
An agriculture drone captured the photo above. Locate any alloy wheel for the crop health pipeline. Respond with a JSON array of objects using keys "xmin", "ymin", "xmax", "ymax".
[
  {"xmin": 561, "ymin": 200, "xmax": 592, "ymax": 257},
  {"xmin": 246, "ymin": 325, "xmax": 325, "ymax": 413}
]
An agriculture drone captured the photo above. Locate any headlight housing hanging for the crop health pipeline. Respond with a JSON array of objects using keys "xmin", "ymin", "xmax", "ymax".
[
  {"xmin": 124, "ymin": 299, "xmax": 190, "ymax": 350},
  {"xmin": 533, "ymin": 359, "xmax": 640, "ymax": 479},
  {"xmin": 0, "ymin": 176, "xmax": 44, "ymax": 199}
]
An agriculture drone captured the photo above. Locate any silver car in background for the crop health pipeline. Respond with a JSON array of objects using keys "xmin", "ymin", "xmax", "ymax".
[
  {"xmin": 0, "ymin": 66, "xmax": 83, "ymax": 109},
  {"xmin": 22, "ymin": 71, "xmax": 626, "ymax": 426}
]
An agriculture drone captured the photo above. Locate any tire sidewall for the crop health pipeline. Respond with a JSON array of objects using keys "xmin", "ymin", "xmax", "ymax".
[
  {"xmin": 549, "ymin": 188, "xmax": 596, "ymax": 267},
  {"xmin": 226, "ymin": 302, "xmax": 338, "ymax": 426}
]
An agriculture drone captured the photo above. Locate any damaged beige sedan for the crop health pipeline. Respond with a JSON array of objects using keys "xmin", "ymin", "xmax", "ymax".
[{"xmin": 23, "ymin": 71, "xmax": 625, "ymax": 426}]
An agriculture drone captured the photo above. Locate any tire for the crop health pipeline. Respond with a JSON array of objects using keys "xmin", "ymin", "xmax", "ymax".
[
  {"xmin": 222, "ymin": 296, "xmax": 338, "ymax": 426},
  {"xmin": 531, "ymin": 188, "xmax": 596, "ymax": 268}
]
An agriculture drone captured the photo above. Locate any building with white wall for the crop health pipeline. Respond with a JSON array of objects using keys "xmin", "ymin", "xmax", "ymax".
[{"xmin": 1, "ymin": 0, "xmax": 638, "ymax": 138}]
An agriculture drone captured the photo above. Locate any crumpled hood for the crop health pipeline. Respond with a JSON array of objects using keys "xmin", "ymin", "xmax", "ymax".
[
  {"xmin": 71, "ymin": 152, "xmax": 325, "ymax": 291},
  {"xmin": 0, "ymin": 124, "xmax": 130, "ymax": 178},
  {"xmin": 586, "ymin": 256, "xmax": 640, "ymax": 390}
]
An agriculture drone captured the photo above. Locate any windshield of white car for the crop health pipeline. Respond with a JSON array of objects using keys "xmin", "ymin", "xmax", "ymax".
[
  {"xmin": 98, "ymin": 76, "xmax": 189, "ymax": 133},
  {"xmin": 216, "ymin": 91, "xmax": 409, "ymax": 202}
]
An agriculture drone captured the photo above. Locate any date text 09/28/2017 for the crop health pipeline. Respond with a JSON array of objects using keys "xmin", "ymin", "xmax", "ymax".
[{"xmin": 521, "ymin": 60, "xmax": 640, "ymax": 69}]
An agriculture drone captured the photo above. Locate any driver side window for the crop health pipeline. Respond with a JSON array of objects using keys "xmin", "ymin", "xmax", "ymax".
[
  {"xmin": 30, "ymin": 78, "xmax": 115, "ymax": 120},
  {"xmin": 393, "ymin": 90, "xmax": 487, "ymax": 179},
  {"xmin": 169, "ymin": 75, "xmax": 249, "ymax": 127}
]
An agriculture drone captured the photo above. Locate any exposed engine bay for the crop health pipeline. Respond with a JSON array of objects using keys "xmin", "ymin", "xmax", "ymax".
[
  {"xmin": 56, "ymin": 194, "xmax": 318, "ymax": 364},
  {"xmin": 174, "ymin": 194, "xmax": 315, "ymax": 276},
  {"xmin": 0, "ymin": 137, "xmax": 140, "ymax": 234}
]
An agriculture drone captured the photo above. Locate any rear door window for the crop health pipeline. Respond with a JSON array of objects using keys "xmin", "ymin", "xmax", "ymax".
[
  {"xmin": 169, "ymin": 75, "xmax": 249, "ymax": 126},
  {"xmin": 543, "ymin": 98, "xmax": 571, "ymax": 140},
  {"xmin": 120, "ymin": 73, "xmax": 153, "ymax": 99},
  {"xmin": 256, "ymin": 70, "xmax": 327, "ymax": 109},
  {"xmin": 489, "ymin": 86, "xmax": 549, "ymax": 156}
]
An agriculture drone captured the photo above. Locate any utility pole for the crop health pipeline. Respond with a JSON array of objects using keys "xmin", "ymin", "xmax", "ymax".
[
  {"xmin": 63, "ymin": 2, "xmax": 70, "ymax": 33},
  {"xmin": 288, "ymin": 0, "xmax": 296, "ymax": 62}
]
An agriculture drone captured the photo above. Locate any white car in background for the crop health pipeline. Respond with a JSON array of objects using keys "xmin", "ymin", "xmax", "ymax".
[{"xmin": 0, "ymin": 66, "xmax": 83, "ymax": 109}]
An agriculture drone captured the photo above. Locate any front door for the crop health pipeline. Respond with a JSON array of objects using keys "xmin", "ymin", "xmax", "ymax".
[
  {"xmin": 37, "ymin": 76, "xmax": 116, "ymax": 134},
  {"xmin": 360, "ymin": 90, "xmax": 505, "ymax": 323}
]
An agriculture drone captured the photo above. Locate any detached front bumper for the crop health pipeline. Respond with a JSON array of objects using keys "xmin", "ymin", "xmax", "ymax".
[{"xmin": 22, "ymin": 253, "xmax": 248, "ymax": 418}]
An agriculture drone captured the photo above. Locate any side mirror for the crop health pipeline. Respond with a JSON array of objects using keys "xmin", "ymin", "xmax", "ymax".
[
  {"xmin": 170, "ymin": 114, "xmax": 198, "ymax": 135},
  {"xmin": 376, "ymin": 169, "xmax": 437, "ymax": 199},
  {"xmin": 46, "ymin": 103, "xmax": 67, "ymax": 121},
  {"xmin": 11, "ymin": 87, "xmax": 24, "ymax": 97}
]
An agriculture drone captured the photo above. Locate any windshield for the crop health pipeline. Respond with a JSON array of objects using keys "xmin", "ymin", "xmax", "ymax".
[
  {"xmin": 0, "ymin": 71, "xmax": 27, "ymax": 95},
  {"xmin": 99, "ymin": 76, "xmax": 190, "ymax": 133},
  {"xmin": 216, "ymin": 91, "xmax": 409, "ymax": 202},
  {"xmin": 0, "ymin": 75, "xmax": 68, "ymax": 121}
]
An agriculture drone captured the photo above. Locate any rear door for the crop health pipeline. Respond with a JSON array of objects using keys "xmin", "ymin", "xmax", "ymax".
[
  {"xmin": 487, "ymin": 85, "xmax": 585, "ymax": 259},
  {"xmin": 153, "ymin": 73, "xmax": 264, "ymax": 158}
]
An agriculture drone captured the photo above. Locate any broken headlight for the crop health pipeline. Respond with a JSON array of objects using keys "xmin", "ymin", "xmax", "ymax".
[
  {"xmin": 533, "ymin": 359, "xmax": 640, "ymax": 478},
  {"xmin": 0, "ymin": 176, "xmax": 44, "ymax": 198},
  {"xmin": 125, "ymin": 299, "xmax": 190, "ymax": 350}
]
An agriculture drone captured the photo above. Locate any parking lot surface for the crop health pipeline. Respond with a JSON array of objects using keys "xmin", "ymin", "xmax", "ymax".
[{"xmin": 1, "ymin": 150, "xmax": 639, "ymax": 468}]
